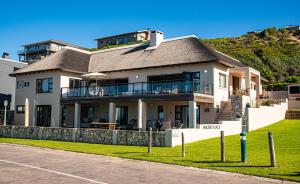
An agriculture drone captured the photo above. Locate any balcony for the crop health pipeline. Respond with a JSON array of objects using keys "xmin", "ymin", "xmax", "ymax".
[{"xmin": 61, "ymin": 79, "xmax": 213, "ymax": 100}]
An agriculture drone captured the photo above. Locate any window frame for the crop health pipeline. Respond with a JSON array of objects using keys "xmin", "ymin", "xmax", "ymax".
[
  {"xmin": 36, "ymin": 78, "xmax": 53, "ymax": 93},
  {"xmin": 219, "ymin": 73, "xmax": 227, "ymax": 88},
  {"xmin": 16, "ymin": 105, "xmax": 25, "ymax": 114}
]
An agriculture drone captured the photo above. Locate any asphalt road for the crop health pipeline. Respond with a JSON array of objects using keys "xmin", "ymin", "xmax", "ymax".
[{"xmin": 0, "ymin": 143, "xmax": 295, "ymax": 184}]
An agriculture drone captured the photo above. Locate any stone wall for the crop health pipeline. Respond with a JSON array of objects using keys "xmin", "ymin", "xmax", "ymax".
[
  {"xmin": 231, "ymin": 95, "xmax": 251, "ymax": 117},
  {"xmin": 0, "ymin": 126, "xmax": 165, "ymax": 147}
]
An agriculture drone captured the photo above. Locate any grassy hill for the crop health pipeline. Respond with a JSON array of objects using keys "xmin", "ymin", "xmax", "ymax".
[{"xmin": 203, "ymin": 27, "xmax": 300, "ymax": 86}]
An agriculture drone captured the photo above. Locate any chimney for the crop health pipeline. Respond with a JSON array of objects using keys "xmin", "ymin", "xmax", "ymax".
[
  {"xmin": 149, "ymin": 30, "xmax": 164, "ymax": 48},
  {"xmin": 2, "ymin": 52, "xmax": 9, "ymax": 59}
]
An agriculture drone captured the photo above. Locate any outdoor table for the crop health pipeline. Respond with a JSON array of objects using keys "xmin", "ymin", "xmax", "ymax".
[{"xmin": 90, "ymin": 122, "xmax": 118, "ymax": 130}]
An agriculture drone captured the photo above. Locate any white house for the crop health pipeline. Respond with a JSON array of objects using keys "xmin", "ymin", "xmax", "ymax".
[
  {"xmin": 0, "ymin": 56, "xmax": 27, "ymax": 125},
  {"xmin": 11, "ymin": 31, "xmax": 262, "ymax": 131},
  {"xmin": 0, "ymin": 56, "xmax": 27, "ymax": 111}
]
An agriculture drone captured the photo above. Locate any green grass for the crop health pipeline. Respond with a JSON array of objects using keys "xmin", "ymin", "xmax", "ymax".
[{"xmin": 1, "ymin": 119, "xmax": 300, "ymax": 182}]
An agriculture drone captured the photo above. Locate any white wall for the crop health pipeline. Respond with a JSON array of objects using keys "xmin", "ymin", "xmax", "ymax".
[
  {"xmin": 213, "ymin": 63, "xmax": 230, "ymax": 108},
  {"xmin": 165, "ymin": 120, "xmax": 242, "ymax": 147},
  {"xmin": 247, "ymin": 99, "xmax": 288, "ymax": 131},
  {"xmin": 15, "ymin": 71, "xmax": 82, "ymax": 127},
  {"xmin": 0, "ymin": 59, "xmax": 27, "ymax": 110}
]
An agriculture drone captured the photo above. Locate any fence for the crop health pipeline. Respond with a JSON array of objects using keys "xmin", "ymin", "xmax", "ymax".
[{"xmin": 0, "ymin": 126, "xmax": 166, "ymax": 147}]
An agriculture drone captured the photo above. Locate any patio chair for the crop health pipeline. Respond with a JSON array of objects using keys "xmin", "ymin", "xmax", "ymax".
[
  {"xmin": 127, "ymin": 119, "xmax": 137, "ymax": 130},
  {"xmin": 146, "ymin": 120, "xmax": 155, "ymax": 131},
  {"xmin": 155, "ymin": 120, "xmax": 163, "ymax": 131}
]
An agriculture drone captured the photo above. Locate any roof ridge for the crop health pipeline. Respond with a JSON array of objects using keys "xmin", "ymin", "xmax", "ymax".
[
  {"xmin": 162, "ymin": 35, "xmax": 198, "ymax": 43},
  {"xmin": 91, "ymin": 43, "xmax": 146, "ymax": 54},
  {"xmin": 214, "ymin": 50, "xmax": 242, "ymax": 63},
  {"xmin": 0, "ymin": 58, "xmax": 27, "ymax": 65}
]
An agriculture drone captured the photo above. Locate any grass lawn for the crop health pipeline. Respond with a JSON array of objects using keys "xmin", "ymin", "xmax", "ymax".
[{"xmin": 0, "ymin": 119, "xmax": 299, "ymax": 182}]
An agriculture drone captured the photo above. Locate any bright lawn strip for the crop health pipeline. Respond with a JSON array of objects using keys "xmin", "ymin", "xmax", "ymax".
[{"xmin": 0, "ymin": 119, "xmax": 299, "ymax": 182}]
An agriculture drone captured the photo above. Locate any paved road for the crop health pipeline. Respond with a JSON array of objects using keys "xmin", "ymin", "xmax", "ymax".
[{"xmin": 0, "ymin": 143, "xmax": 295, "ymax": 184}]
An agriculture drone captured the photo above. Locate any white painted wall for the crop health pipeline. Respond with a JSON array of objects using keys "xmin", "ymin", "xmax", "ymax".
[
  {"xmin": 247, "ymin": 99, "xmax": 288, "ymax": 131},
  {"xmin": 165, "ymin": 120, "xmax": 242, "ymax": 147},
  {"xmin": 0, "ymin": 59, "xmax": 27, "ymax": 110},
  {"xmin": 212, "ymin": 63, "xmax": 230, "ymax": 108},
  {"xmin": 15, "ymin": 71, "xmax": 82, "ymax": 127}
]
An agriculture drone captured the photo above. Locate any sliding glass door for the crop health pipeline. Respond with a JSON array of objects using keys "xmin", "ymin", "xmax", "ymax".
[
  {"xmin": 116, "ymin": 106, "xmax": 128, "ymax": 126},
  {"xmin": 175, "ymin": 105, "xmax": 200, "ymax": 128}
]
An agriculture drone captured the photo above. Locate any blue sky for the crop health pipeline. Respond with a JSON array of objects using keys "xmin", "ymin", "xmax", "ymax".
[{"xmin": 1, "ymin": 0, "xmax": 299, "ymax": 60}]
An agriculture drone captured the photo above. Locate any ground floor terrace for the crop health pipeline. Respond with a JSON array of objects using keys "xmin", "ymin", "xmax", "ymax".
[{"xmin": 60, "ymin": 96, "xmax": 216, "ymax": 130}]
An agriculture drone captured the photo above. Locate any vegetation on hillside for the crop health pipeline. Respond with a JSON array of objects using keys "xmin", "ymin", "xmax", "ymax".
[{"xmin": 203, "ymin": 27, "xmax": 300, "ymax": 86}]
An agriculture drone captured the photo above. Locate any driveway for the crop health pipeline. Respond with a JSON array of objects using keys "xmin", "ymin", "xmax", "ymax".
[{"xmin": 0, "ymin": 143, "xmax": 295, "ymax": 184}]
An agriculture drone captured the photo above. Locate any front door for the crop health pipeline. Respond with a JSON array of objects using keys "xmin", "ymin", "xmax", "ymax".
[
  {"xmin": 36, "ymin": 105, "xmax": 51, "ymax": 127},
  {"xmin": 232, "ymin": 76, "xmax": 240, "ymax": 91}
]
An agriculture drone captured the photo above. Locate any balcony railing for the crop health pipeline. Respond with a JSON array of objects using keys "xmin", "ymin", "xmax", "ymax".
[{"xmin": 61, "ymin": 79, "xmax": 213, "ymax": 99}]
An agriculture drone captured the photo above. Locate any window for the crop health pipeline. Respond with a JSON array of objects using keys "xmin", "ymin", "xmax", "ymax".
[
  {"xmin": 183, "ymin": 72, "xmax": 200, "ymax": 80},
  {"xmin": 157, "ymin": 105, "xmax": 164, "ymax": 121},
  {"xmin": 290, "ymin": 86, "xmax": 300, "ymax": 94},
  {"xmin": 17, "ymin": 81, "xmax": 30, "ymax": 88},
  {"xmin": 36, "ymin": 78, "xmax": 53, "ymax": 93},
  {"xmin": 219, "ymin": 73, "xmax": 227, "ymax": 88},
  {"xmin": 69, "ymin": 78, "xmax": 81, "ymax": 88},
  {"xmin": 16, "ymin": 105, "xmax": 25, "ymax": 113}
]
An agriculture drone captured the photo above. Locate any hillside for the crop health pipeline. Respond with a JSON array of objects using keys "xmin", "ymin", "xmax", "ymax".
[{"xmin": 203, "ymin": 27, "xmax": 300, "ymax": 85}]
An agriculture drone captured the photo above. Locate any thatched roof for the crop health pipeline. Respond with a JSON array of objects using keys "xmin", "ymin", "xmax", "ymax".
[{"xmin": 11, "ymin": 36, "xmax": 246, "ymax": 76}]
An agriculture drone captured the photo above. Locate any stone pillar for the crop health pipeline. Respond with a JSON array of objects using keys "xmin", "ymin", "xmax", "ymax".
[
  {"xmin": 137, "ymin": 99, "xmax": 143, "ymax": 130},
  {"xmin": 74, "ymin": 103, "xmax": 81, "ymax": 128},
  {"xmin": 109, "ymin": 102, "xmax": 116, "ymax": 123},
  {"xmin": 188, "ymin": 101, "xmax": 197, "ymax": 128},
  {"xmin": 24, "ymin": 98, "xmax": 29, "ymax": 127}
]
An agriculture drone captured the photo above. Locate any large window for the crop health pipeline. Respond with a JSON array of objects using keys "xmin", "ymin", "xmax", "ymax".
[
  {"xmin": 219, "ymin": 73, "xmax": 227, "ymax": 88},
  {"xmin": 36, "ymin": 78, "xmax": 53, "ymax": 93}
]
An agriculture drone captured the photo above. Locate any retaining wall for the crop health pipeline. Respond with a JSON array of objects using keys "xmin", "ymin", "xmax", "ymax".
[
  {"xmin": 0, "ymin": 126, "xmax": 165, "ymax": 147},
  {"xmin": 247, "ymin": 99, "xmax": 288, "ymax": 131},
  {"xmin": 165, "ymin": 120, "xmax": 242, "ymax": 147}
]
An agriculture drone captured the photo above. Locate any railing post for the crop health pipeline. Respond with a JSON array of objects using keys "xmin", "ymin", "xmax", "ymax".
[
  {"xmin": 116, "ymin": 84, "xmax": 118, "ymax": 96},
  {"xmin": 133, "ymin": 83, "xmax": 135, "ymax": 94}
]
